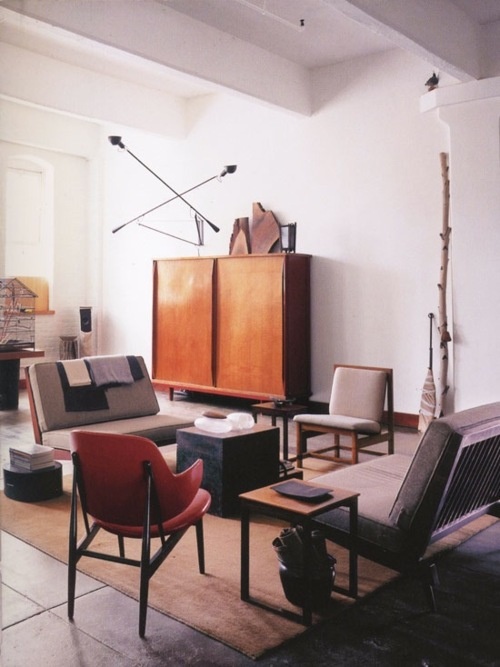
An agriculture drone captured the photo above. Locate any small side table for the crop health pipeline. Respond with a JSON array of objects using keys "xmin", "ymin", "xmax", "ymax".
[
  {"xmin": 240, "ymin": 482, "xmax": 358, "ymax": 626},
  {"xmin": 251, "ymin": 402, "xmax": 308, "ymax": 461},
  {"xmin": 3, "ymin": 462, "xmax": 63, "ymax": 502}
]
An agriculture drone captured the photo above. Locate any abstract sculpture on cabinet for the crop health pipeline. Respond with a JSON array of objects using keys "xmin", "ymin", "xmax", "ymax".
[{"xmin": 229, "ymin": 203, "xmax": 297, "ymax": 255}]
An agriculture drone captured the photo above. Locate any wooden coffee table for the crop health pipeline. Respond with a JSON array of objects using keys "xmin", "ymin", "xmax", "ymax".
[{"xmin": 240, "ymin": 481, "xmax": 359, "ymax": 625}]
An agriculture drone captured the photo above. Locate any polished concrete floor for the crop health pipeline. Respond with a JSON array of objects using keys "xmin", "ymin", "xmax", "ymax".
[{"xmin": 1, "ymin": 391, "xmax": 500, "ymax": 666}]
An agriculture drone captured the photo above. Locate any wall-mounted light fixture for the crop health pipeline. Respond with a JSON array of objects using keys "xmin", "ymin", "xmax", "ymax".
[
  {"xmin": 108, "ymin": 136, "xmax": 237, "ymax": 246},
  {"xmin": 279, "ymin": 223, "xmax": 297, "ymax": 253}
]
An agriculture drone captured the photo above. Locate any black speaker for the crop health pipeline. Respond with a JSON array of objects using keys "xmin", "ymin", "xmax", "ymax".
[{"xmin": 80, "ymin": 307, "xmax": 92, "ymax": 333}]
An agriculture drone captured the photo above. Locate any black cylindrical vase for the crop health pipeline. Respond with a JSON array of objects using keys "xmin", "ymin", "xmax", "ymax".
[{"xmin": 278, "ymin": 555, "xmax": 336, "ymax": 610}]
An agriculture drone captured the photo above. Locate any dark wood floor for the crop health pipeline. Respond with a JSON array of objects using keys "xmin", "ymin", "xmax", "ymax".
[{"xmin": 2, "ymin": 390, "xmax": 500, "ymax": 666}]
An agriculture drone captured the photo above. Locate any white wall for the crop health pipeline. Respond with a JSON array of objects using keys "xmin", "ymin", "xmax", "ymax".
[
  {"xmin": 100, "ymin": 49, "xmax": 451, "ymax": 413},
  {"xmin": 2, "ymin": 44, "xmax": 500, "ymax": 417}
]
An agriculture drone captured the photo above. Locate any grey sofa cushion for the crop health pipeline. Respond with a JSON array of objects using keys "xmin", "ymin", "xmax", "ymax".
[
  {"xmin": 294, "ymin": 413, "xmax": 381, "ymax": 434},
  {"xmin": 42, "ymin": 414, "xmax": 195, "ymax": 451},
  {"xmin": 314, "ymin": 454, "xmax": 412, "ymax": 553}
]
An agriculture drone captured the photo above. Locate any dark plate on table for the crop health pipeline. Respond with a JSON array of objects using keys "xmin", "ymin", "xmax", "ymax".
[
  {"xmin": 271, "ymin": 480, "xmax": 333, "ymax": 502},
  {"xmin": 273, "ymin": 399, "xmax": 296, "ymax": 408}
]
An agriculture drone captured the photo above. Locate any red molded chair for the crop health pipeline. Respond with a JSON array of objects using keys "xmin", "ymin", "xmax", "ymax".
[{"xmin": 68, "ymin": 431, "xmax": 211, "ymax": 637}]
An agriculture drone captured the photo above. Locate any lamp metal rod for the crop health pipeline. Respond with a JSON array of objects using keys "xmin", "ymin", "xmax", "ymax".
[
  {"xmin": 112, "ymin": 173, "xmax": 220, "ymax": 234},
  {"xmin": 138, "ymin": 222, "xmax": 202, "ymax": 247},
  {"xmin": 122, "ymin": 144, "xmax": 220, "ymax": 233}
]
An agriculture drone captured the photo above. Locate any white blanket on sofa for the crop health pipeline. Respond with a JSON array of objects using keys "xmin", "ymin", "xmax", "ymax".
[{"xmin": 60, "ymin": 359, "xmax": 92, "ymax": 387}]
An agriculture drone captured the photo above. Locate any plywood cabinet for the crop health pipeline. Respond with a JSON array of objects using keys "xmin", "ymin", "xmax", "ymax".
[
  {"xmin": 153, "ymin": 257, "xmax": 214, "ymax": 388},
  {"xmin": 153, "ymin": 254, "xmax": 310, "ymax": 401}
]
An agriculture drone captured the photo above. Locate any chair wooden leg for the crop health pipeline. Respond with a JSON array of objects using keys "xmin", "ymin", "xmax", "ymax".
[
  {"xmin": 196, "ymin": 519, "xmax": 205, "ymax": 574},
  {"xmin": 296, "ymin": 425, "xmax": 305, "ymax": 468},
  {"xmin": 68, "ymin": 473, "xmax": 78, "ymax": 620},
  {"xmin": 351, "ymin": 434, "xmax": 358, "ymax": 465},
  {"xmin": 139, "ymin": 532, "xmax": 151, "ymax": 638},
  {"xmin": 334, "ymin": 434, "xmax": 340, "ymax": 457},
  {"xmin": 118, "ymin": 535, "xmax": 125, "ymax": 558},
  {"xmin": 388, "ymin": 430, "xmax": 395, "ymax": 455},
  {"xmin": 139, "ymin": 568, "xmax": 149, "ymax": 638},
  {"xmin": 67, "ymin": 551, "xmax": 76, "ymax": 621},
  {"xmin": 139, "ymin": 475, "xmax": 152, "ymax": 639}
]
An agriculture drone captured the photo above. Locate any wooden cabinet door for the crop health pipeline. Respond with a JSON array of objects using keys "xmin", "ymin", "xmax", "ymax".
[
  {"xmin": 153, "ymin": 258, "xmax": 214, "ymax": 387},
  {"xmin": 215, "ymin": 256, "xmax": 284, "ymax": 395},
  {"xmin": 282, "ymin": 254, "xmax": 311, "ymax": 398}
]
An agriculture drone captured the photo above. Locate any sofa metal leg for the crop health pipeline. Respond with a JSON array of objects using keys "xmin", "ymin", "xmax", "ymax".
[{"xmin": 423, "ymin": 562, "xmax": 439, "ymax": 612}]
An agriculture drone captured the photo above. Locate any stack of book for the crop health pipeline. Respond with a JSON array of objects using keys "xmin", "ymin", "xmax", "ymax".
[{"xmin": 9, "ymin": 444, "xmax": 55, "ymax": 471}]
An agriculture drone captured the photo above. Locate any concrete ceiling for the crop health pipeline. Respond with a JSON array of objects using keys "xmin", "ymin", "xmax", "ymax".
[
  {"xmin": 161, "ymin": 0, "xmax": 500, "ymax": 70},
  {"xmin": 162, "ymin": 0, "xmax": 394, "ymax": 70},
  {"xmin": 1, "ymin": 0, "xmax": 500, "ymax": 115}
]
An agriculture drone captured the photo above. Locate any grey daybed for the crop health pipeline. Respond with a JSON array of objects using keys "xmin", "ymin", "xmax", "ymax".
[
  {"xmin": 25, "ymin": 355, "xmax": 193, "ymax": 452},
  {"xmin": 313, "ymin": 402, "xmax": 500, "ymax": 608}
]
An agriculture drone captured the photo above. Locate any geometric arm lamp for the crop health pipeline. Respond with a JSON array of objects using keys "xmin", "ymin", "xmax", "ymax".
[{"xmin": 108, "ymin": 136, "xmax": 236, "ymax": 246}]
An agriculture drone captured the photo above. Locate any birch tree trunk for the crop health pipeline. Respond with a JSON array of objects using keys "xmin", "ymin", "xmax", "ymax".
[{"xmin": 437, "ymin": 152, "xmax": 452, "ymax": 416}]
